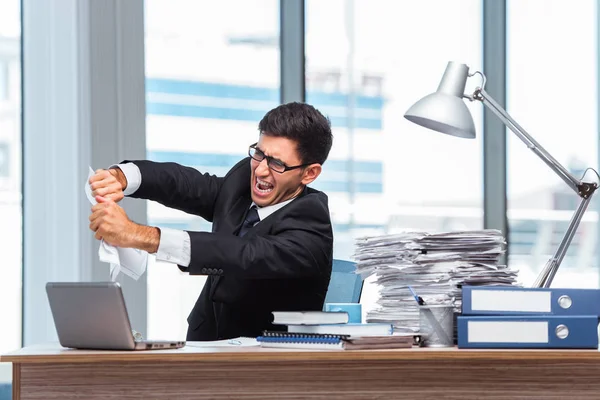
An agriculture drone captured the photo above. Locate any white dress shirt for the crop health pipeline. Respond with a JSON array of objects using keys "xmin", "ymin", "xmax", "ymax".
[{"xmin": 115, "ymin": 162, "xmax": 295, "ymax": 267}]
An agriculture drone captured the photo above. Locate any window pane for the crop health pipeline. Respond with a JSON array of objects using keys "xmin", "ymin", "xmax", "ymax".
[
  {"xmin": 145, "ymin": 0, "xmax": 280, "ymax": 340},
  {"xmin": 306, "ymin": 0, "xmax": 483, "ymax": 315},
  {"xmin": 0, "ymin": 0, "xmax": 21, "ymax": 380},
  {"xmin": 507, "ymin": 0, "xmax": 598, "ymax": 287}
]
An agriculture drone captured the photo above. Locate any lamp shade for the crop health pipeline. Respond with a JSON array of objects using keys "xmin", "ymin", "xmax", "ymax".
[{"xmin": 404, "ymin": 62, "xmax": 476, "ymax": 139}]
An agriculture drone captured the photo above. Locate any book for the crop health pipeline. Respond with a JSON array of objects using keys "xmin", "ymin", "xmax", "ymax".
[
  {"xmin": 286, "ymin": 323, "xmax": 393, "ymax": 336},
  {"xmin": 272, "ymin": 311, "xmax": 349, "ymax": 325},
  {"xmin": 342, "ymin": 335, "xmax": 414, "ymax": 350}
]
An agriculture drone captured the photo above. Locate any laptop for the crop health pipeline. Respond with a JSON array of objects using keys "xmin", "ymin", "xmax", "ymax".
[{"xmin": 46, "ymin": 282, "xmax": 185, "ymax": 350}]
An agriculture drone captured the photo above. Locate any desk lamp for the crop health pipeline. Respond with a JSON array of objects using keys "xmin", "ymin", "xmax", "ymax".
[{"xmin": 404, "ymin": 61, "xmax": 598, "ymax": 288}]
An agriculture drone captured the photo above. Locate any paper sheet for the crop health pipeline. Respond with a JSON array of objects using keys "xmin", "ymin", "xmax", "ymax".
[
  {"xmin": 86, "ymin": 166, "xmax": 148, "ymax": 281},
  {"xmin": 185, "ymin": 337, "xmax": 260, "ymax": 347}
]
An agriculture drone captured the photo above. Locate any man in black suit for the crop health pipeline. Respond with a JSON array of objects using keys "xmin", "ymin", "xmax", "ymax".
[{"xmin": 88, "ymin": 102, "xmax": 334, "ymax": 340}]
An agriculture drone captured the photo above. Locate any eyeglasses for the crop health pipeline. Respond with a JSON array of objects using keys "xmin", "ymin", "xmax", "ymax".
[{"xmin": 248, "ymin": 143, "xmax": 311, "ymax": 174}]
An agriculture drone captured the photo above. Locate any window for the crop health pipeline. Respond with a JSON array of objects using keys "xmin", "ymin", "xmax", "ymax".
[
  {"xmin": 0, "ymin": 61, "xmax": 8, "ymax": 101},
  {"xmin": 144, "ymin": 0, "xmax": 280, "ymax": 340},
  {"xmin": 507, "ymin": 0, "xmax": 599, "ymax": 287},
  {"xmin": 0, "ymin": 0, "xmax": 21, "ymax": 382},
  {"xmin": 306, "ymin": 0, "xmax": 484, "ymax": 315}
]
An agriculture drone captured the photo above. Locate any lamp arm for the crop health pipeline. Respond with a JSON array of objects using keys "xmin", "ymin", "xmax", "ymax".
[
  {"xmin": 475, "ymin": 88, "xmax": 585, "ymax": 195},
  {"xmin": 472, "ymin": 87, "xmax": 598, "ymax": 288},
  {"xmin": 532, "ymin": 193, "xmax": 595, "ymax": 287}
]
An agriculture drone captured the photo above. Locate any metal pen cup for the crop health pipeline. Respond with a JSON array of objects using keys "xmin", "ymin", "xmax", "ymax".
[{"xmin": 419, "ymin": 304, "xmax": 454, "ymax": 347}]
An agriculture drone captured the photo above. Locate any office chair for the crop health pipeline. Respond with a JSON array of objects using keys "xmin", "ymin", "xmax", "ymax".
[
  {"xmin": 323, "ymin": 259, "xmax": 364, "ymax": 307},
  {"xmin": 0, "ymin": 383, "xmax": 10, "ymax": 400}
]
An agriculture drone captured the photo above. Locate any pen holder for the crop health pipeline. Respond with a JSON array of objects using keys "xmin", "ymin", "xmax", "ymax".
[{"xmin": 419, "ymin": 304, "xmax": 454, "ymax": 348}]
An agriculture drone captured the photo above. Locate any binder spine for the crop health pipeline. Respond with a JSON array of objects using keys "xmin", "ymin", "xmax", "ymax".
[
  {"xmin": 462, "ymin": 286, "xmax": 600, "ymax": 316},
  {"xmin": 457, "ymin": 315, "xmax": 599, "ymax": 349}
]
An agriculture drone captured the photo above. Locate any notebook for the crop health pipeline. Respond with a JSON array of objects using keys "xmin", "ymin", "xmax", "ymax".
[
  {"xmin": 257, "ymin": 331, "xmax": 347, "ymax": 350},
  {"xmin": 257, "ymin": 331, "xmax": 414, "ymax": 350}
]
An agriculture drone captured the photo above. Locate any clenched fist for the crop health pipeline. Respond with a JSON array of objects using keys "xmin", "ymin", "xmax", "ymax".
[
  {"xmin": 89, "ymin": 196, "xmax": 161, "ymax": 253},
  {"xmin": 89, "ymin": 196, "xmax": 136, "ymax": 247},
  {"xmin": 89, "ymin": 168, "xmax": 127, "ymax": 203}
]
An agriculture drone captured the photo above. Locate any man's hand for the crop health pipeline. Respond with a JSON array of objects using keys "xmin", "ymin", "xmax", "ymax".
[
  {"xmin": 89, "ymin": 196, "xmax": 160, "ymax": 253},
  {"xmin": 89, "ymin": 168, "xmax": 127, "ymax": 202}
]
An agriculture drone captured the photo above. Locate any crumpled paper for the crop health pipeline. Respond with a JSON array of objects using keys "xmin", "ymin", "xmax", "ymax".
[{"xmin": 86, "ymin": 166, "xmax": 148, "ymax": 281}]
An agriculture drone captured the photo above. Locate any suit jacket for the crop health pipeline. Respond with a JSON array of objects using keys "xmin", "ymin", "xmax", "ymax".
[{"xmin": 126, "ymin": 158, "xmax": 334, "ymax": 340}]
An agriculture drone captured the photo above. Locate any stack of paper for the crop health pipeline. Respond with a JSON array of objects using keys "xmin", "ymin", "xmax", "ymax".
[{"xmin": 354, "ymin": 229, "xmax": 519, "ymax": 334}]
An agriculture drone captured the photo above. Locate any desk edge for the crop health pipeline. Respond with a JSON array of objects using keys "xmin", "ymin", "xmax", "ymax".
[{"xmin": 2, "ymin": 348, "xmax": 600, "ymax": 364}]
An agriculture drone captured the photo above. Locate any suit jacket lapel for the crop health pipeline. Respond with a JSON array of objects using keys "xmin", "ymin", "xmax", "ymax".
[{"xmin": 219, "ymin": 195, "xmax": 252, "ymax": 235}]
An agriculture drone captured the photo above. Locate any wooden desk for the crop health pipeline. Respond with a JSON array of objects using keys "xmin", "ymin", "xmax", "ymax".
[{"xmin": 2, "ymin": 343, "xmax": 600, "ymax": 399}]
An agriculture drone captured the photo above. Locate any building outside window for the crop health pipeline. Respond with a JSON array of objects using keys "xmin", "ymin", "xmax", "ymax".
[{"xmin": 0, "ymin": 0, "xmax": 22, "ymax": 384}]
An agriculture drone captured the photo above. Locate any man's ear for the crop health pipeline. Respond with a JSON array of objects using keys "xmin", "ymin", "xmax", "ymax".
[{"xmin": 301, "ymin": 164, "xmax": 322, "ymax": 186}]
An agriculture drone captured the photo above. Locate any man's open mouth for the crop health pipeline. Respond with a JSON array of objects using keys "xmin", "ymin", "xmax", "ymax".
[{"xmin": 255, "ymin": 178, "xmax": 274, "ymax": 194}]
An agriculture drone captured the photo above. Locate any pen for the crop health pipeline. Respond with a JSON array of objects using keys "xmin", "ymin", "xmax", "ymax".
[{"xmin": 408, "ymin": 285, "xmax": 424, "ymax": 305}]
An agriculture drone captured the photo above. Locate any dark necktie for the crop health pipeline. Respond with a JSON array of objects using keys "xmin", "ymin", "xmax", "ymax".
[{"xmin": 238, "ymin": 206, "xmax": 260, "ymax": 237}]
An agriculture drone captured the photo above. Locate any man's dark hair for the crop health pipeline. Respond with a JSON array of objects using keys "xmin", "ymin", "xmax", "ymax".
[{"xmin": 258, "ymin": 102, "xmax": 333, "ymax": 165}]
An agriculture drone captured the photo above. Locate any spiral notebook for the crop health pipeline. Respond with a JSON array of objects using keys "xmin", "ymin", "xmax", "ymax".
[
  {"xmin": 256, "ymin": 331, "xmax": 347, "ymax": 350},
  {"xmin": 256, "ymin": 331, "xmax": 414, "ymax": 350}
]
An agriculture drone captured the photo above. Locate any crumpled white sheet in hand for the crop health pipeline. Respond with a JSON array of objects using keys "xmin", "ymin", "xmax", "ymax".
[{"xmin": 86, "ymin": 166, "xmax": 148, "ymax": 281}]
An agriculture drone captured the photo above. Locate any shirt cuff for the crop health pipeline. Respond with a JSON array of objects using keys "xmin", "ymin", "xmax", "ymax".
[
  {"xmin": 110, "ymin": 162, "xmax": 142, "ymax": 196},
  {"xmin": 155, "ymin": 227, "xmax": 192, "ymax": 267}
]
